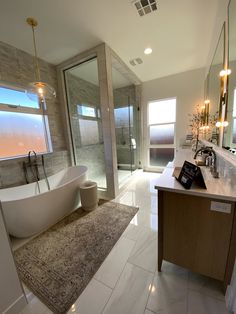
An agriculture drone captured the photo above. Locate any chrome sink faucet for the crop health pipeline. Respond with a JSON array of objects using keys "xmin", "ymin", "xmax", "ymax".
[{"xmin": 194, "ymin": 147, "xmax": 219, "ymax": 178}]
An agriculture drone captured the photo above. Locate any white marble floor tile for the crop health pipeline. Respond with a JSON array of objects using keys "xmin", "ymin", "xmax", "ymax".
[
  {"xmin": 144, "ymin": 309, "xmax": 156, "ymax": 314},
  {"xmin": 150, "ymin": 194, "xmax": 158, "ymax": 214},
  {"xmin": 161, "ymin": 261, "xmax": 189, "ymax": 277},
  {"xmin": 128, "ymin": 172, "xmax": 160, "ymax": 193},
  {"xmin": 114, "ymin": 190, "xmax": 137, "ymax": 207},
  {"xmin": 122, "ymin": 222, "xmax": 153, "ymax": 242},
  {"xmin": 187, "ymin": 290, "xmax": 231, "ymax": 314},
  {"xmin": 128, "ymin": 228, "xmax": 157, "ymax": 273},
  {"xmin": 115, "ymin": 192, "xmax": 157, "ymax": 215},
  {"xmin": 94, "ymin": 237, "xmax": 135, "ymax": 288},
  {"xmin": 146, "ymin": 268, "xmax": 188, "ymax": 314},
  {"xmin": 67, "ymin": 279, "xmax": 112, "ymax": 314},
  {"xmin": 188, "ymin": 271, "xmax": 225, "ymax": 301},
  {"xmin": 20, "ymin": 297, "xmax": 51, "ymax": 314},
  {"xmin": 131, "ymin": 210, "xmax": 158, "ymax": 231},
  {"xmin": 102, "ymin": 263, "xmax": 154, "ymax": 314}
]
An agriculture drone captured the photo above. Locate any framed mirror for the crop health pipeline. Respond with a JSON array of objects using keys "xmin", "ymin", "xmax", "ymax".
[
  {"xmin": 222, "ymin": 0, "xmax": 236, "ymax": 152},
  {"xmin": 206, "ymin": 23, "xmax": 225, "ymax": 145}
]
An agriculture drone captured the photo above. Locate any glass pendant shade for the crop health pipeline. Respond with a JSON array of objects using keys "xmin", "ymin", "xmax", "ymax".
[
  {"xmin": 26, "ymin": 17, "xmax": 56, "ymax": 101},
  {"xmin": 27, "ymin": 81, "xmax": 56, "ymax": 101}
]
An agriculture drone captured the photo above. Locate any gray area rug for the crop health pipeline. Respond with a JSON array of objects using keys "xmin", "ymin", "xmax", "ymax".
[{"xmin": 14, "ymin": 201, "xmax": 138, "ymax": 314}]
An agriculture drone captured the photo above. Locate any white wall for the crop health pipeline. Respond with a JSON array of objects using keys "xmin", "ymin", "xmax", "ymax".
[
  {"xmin": 0, "ymin": 204, "xmax": 26, "ymax": 314},
  {"xmin": 141, "ymin": 67, "xmax": 205, "ymax": 168}
]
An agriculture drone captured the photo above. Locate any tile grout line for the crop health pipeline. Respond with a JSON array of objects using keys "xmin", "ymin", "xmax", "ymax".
[
  {"xmin": 99, "ymin": 259, "xmax": 135, "ymax": 313},
  {"xmin": 92, "ymin": 277, "xmax": 115, "ymax": 291},
  {"xmin": 143, "ymin": 271, "xmax": 156, "ymax": 314}
]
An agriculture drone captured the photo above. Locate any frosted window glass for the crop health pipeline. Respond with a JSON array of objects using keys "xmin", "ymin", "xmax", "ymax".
[
  {"xmin": 0, "ymin": 112, "xmax": 49, "ymax": 159},
  {"xmin": 149, "ymin": 148, "xmax": 174, "ymax": 167},
  {"xmin": 79, "ymin": 119, "xmax": 99, "ymax": 146},
  {"xmin": 149, "ymin": 99, "xmax": 176, "ymax": 124},
  {"xmin": 150, "ymin": 124, "xmax": 174, "ymax": 145},
  {"xmin": 0, "ymin": 87, "xmax": 39, "ymax": 108}
]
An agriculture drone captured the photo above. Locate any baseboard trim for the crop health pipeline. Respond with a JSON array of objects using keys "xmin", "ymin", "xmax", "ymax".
[{"xmin": 3, "ymin": 294, "xmax": 27, "ymax": 314}]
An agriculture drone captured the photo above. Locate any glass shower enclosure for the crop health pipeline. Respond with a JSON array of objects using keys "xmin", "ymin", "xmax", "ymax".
[
  {"xmin": 58, "ymin": 43, "xmax": 141, "ymax": 198},
  {"xmin": 64, "ymin": 58, "xmax": 107, "ymax": 189},
  {"xmin": 112, "ymin": 63, "xmax": 140, "ymax": 186}
]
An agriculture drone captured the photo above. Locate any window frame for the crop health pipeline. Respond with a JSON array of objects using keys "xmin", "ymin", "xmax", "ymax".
[
  {"xmin": 147, "ymin": 97, "xmax": 176, "ymax": 170},
  {"xmin": 0, "ymin": 82, "xmax": 52, "ymax": 161},
  {"xmin": 76, "ymin": 103, "xmax": 103, "ymax": 147},
  {"xmin": 77, "ymin": 104, "xmax": 101, "ymax": 119}
]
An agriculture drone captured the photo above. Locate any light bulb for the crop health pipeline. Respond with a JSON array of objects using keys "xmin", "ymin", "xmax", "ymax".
[
  {"xmin": 223, "ymin": 121, "xmax": 229, "ymax": 127},
  {"xmin": 204, "ymin": 99, "xmax": 210, "ymax": 105},
  {"xmin": 216, "ymin": 121, "xmax": 222, "ymax": 127},
  {"xmin": 220, "ymin": 69, "xmax": 232, "ymax": 77},
  {"xmin": 38, "ymin": 87, "xmax": 43, "ymax": 95},
  {"xmin": 144, "ymin": 47, "xmax": 152, "ymax": 55},
  {"xmin": 201, "ymin": 105, "xmax": 205, "ymax": 110}
]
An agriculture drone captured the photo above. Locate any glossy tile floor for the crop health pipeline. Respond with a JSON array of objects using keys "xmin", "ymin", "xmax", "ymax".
[{"xmin": 20, "ymin": 171, "xmax": 231, "ymax": 314}]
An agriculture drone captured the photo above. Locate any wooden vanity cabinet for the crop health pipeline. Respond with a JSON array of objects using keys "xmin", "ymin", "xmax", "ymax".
[{"xmin": 158, "ymin": 190, "xmax": 236, "ymax": 291}]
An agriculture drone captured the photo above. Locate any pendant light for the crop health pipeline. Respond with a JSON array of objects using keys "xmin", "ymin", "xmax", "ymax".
[{"xmin": 26, "ymin": 17, "xmax": 56, "ymax": 101}]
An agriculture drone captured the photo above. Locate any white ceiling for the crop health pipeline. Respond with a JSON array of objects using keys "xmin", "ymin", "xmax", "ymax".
[{"xmin": 0, "ymin": 0, "xmax": 219, "ymax": 82}]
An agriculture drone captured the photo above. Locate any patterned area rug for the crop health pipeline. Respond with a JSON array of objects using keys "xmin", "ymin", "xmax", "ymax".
[{"xmin": 14, "ymin": 201, "xmax": 138, "ymax": 314}]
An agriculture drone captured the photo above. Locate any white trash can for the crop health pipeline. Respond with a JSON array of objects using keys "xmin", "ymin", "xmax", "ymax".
[{"xmin": 80, "ymin": 181, "xmax": 98, "ymax": 212}]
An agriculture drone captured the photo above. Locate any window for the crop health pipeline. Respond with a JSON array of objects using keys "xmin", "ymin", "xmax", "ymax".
[
  {"xmin": 0, "ymin": 85, "xmax": 52, "ymax": 160},
  {"xmin": 148, "ymin": 98, "xmax": 176, "ymax": 168},
  {"xmin": 77, "ymin": 104, "xmax": 101, "ymax": 146}
]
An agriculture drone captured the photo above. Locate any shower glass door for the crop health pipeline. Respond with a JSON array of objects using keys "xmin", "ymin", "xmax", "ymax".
[
  {"xmin": 112, "ymin": 65, "xmax": 139, "ymax": 186},
  {"xmin": 64, "ymin": 57, "xmax": 107, "ymax": 189}
]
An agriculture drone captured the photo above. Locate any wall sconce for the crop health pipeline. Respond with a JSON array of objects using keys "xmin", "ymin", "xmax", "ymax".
[
  {"xmin": 216, "ymin": 69, "xmax": 231, "ymax": 128},
  {"xmin": 26, "ymin": 17, "xmax": 56, "ymax": 101},
  {"xmin": 200, "ymin": 100, "xmax": 210, "ymax": 130}
]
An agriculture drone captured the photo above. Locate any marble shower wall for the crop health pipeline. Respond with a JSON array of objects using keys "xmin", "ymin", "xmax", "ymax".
[
  {"xmin": 0, "ymin": 41, "xmax": 70, "ymax": 188},
  {"xmin": 65, "ymin": 73, "xmax": 106, "ymax": 183},
  {"xmin": 113, "ymin": 85, "xmax": 138, "ymax": 166}
]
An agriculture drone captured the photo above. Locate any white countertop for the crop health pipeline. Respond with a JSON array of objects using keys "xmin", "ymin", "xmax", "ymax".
[{"xmin": 155, "ymin": 148, "xmax": 236, "ymax": 201}]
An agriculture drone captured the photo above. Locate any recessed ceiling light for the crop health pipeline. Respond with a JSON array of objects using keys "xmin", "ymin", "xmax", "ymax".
[{"xmin": 144, "ymin": 47, "xmax": 152, "ymax": 55}]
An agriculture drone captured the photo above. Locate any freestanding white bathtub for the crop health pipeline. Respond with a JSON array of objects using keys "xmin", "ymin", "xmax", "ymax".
[{"xmin": 0, "ymin": 165, "xmax": 87, "ymax": 238}]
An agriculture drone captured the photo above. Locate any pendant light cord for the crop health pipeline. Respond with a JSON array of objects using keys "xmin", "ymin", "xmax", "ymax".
[{"xmin": 31, "ymin": 24, "xmax": 41, "ymax": 82}]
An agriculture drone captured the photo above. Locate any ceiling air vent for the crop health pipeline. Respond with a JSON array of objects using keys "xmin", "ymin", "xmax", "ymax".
[
  {"xmin": 129, "ymin": 58, "xmax": 143, "ymax": 66},
  {"xmin": 133, "ymin": 0, "xmax": 158, "ymax": 17}
]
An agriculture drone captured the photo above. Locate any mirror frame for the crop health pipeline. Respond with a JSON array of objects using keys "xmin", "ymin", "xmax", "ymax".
[
  {"xmin": 202, "ymin": 0, "xmax": 236, "ymax": 162},
  {"xmin": 204, "ymin": 22, "xmax": 226, "ymax": 146},
  {"xmin": 222, "ymin": 0, "xmax": 236, "ymax": 151}
]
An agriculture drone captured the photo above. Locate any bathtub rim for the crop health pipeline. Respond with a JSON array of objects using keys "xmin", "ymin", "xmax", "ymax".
[{"xmin": 0, "ymin": 165, "xmax": 88, "ymax": 203}]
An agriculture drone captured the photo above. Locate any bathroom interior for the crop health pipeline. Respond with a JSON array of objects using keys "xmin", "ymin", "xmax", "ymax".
[{"xmin": 1, "ymin": 0, "xmax": 236, "ymax": 314}]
